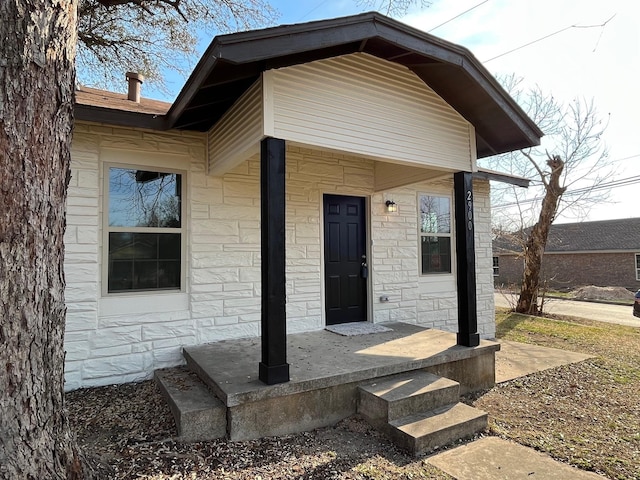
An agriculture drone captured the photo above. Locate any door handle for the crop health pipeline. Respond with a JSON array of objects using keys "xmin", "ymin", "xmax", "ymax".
[{"xmin": 360, "ymin": 254, "xmax": 368, "ymax": 279}]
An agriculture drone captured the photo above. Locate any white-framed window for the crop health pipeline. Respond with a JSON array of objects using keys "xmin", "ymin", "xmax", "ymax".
[
  {"xmin": 418, "ymin": 194, "xmax": 452, "ymax": 274},
  {"xmin": 104, "ymin": 165, "xmax": 185, "ymax": 294},
  {"xmin": 636, "ymin": 253, "xmax": 640, "ymax": 281},
  {"xmin": 493, "ymin": 256, "xmax": 499, "ymax": 276}
]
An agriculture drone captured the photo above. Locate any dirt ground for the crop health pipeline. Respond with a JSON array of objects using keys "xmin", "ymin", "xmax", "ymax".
[
  {"xmin": 66, "ymin": 310, "xmax": 640, "ymax": 479},
  {"xmin": 570, "ymin": 285, "xmax": 636, "ymax": 302},
  {"xmin": 68, "ymin": 380, "xmax": 455, "ymax": 479}
]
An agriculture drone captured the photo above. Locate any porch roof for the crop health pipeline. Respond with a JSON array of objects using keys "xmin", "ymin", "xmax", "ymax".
[{"xmin": 75, "ymin": 12, "xmax": 543, "ymax": 159}]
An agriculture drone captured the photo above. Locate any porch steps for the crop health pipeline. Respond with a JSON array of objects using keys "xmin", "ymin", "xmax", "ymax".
[
  {"xmin": 357, "ymin": 370, "xmax": 487, "ymax": 455},
  {"xmin": 154, "ymin": 367, "xmax": 227, "ymax": 442}
]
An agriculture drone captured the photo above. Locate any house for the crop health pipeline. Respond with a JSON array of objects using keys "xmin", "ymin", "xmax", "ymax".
[
  {"xmin": 493, "ymin": 218, "xmax": 640, "ymax": 291},
  {"xmin": 64, "ymin": 12, "xmax": 542, "ymax": 391}
]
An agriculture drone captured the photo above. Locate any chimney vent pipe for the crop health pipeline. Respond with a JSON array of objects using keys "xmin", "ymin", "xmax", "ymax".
[{"xmin": 126, "ymin": 72, "xmax": 144, "ymax": 102}]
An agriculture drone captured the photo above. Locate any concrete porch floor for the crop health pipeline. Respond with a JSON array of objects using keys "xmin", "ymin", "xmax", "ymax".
[{"xmin": 180, "ymin": 322, "xmax": 500, "ymax": 440}]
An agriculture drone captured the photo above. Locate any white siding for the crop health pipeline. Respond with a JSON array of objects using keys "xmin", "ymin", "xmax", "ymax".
[
  {"xmin": 66, "ymin": 123, "xmax": 494, "ymax": 389},
  {"xmin": 208, "ymin": 78, "xmax": 263, "ymax": 175},
  {"xmin": 267, "ymin": 53, "xmax": 475, "ymax": 171}
]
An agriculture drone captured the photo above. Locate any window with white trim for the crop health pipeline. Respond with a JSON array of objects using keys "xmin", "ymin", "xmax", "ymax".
[
  {"xmin": 106, "ymin": 166, "xmax": 184, "ymax": 293},
  {"xmin": 419, "ymin": 194, "xmax": 452, "ymax": 274},
  {"xmin": 636, "ymin": 253, "xmax": 640, "ymax": 281},
  {"xmin": 493, "ymin": 256, "xmax": 499, "ymax": 276}
]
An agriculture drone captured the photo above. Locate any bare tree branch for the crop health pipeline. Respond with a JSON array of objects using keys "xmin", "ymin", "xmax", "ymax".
[{"xmin": 483, "ymin": 78, "xmax": 614, "ymax": 314}]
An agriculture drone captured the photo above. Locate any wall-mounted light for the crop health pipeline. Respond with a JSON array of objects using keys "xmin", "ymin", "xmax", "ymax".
[{"xmin": 385, "ymin": 200, "xmax": 398, "ymax": 213}]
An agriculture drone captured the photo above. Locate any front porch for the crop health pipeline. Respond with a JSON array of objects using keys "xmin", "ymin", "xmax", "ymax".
[{"xmin": 155, "ymin": 322, "xmax": 499, "ymax": 446}]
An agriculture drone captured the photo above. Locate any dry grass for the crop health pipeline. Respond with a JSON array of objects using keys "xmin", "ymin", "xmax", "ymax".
[{"xmin": 468, "ymin": 310, "xmax": 640, "ymax": 479}]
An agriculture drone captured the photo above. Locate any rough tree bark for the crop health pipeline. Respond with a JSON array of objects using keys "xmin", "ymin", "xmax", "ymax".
[
  {"xmin": 0, "ymin": 1, "xmax": 88, "ymax": 478},
  {"xmin": 516, "ymin": 155, "xmax": 567, "ymax": 314}
]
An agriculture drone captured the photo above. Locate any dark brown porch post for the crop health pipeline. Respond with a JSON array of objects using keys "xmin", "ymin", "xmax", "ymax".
[
  {"xmin": 454, "ymin": 171, "xmax": 480, "ymax": 347},
  {"xmin": 259, "ymin": 137, "xmax": 290, "ymax": 385}
]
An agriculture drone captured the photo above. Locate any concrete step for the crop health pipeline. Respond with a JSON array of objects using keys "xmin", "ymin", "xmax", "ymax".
[
  {"xmin": 389, "ymin": 402, "xmax": 488, "ymax": 455},
  {"xmin": 358, "ymin": 370, "xmax": 460, "ymax": 425},
  {"xmin": 154, "ymin": 366, "xmax": 227, "ymax": 442}
]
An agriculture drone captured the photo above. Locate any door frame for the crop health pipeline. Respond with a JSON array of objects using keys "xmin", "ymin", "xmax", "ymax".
[{"xmin": 320, "ymin": 191, "xmax": 372, "ymax": 325}]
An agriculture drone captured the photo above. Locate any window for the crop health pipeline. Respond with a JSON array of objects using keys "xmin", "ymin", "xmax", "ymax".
[
  {"xmin": 106, "ymin": 166, "xmax": 184, "ymax": 293},
  {"xmin": 636, "ymin": 254, "xmax": 640, "ymax": 281},
  {"xmin": 493, "ymin": 256, "xmax": 499, "ymax": 276},
  {"xmin": 419, "ymin": 194, "xmax": 451, "ymax": 274}
]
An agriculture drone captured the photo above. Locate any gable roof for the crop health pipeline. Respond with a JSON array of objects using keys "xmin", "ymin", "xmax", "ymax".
[
  {"xmin": 75, "ymin": 12, "xmax": 543, "ymax": 158},
  {"xmin": 495, "ymin": 218, "xmax": 640, "ymax": 254}
]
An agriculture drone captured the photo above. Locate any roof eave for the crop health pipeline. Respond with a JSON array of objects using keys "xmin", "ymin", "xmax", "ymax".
[
  {"xmin": 474, "ymin": 168, "xmax": 531, "ymax": 188},
  {"xmin": 75, "ymin": 104, "xmax": 168, "ymax": 130}
]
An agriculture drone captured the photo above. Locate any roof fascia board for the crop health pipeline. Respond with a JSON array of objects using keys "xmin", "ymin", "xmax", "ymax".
[
  {"xmin": 167, "ymin": 13, "xmax": 380, "ymax": 126},
  {"xmin": 166, "ymin": 12, "xmax": 543, "ymax": 142},
  {"xmin": 166, "ymin": 41, "xmax": 222, "ymax": 127},
  {"xmin": 474, "ymin": 168, "xmax": 530, "ymax": 187},
  {"xmin": 369, "ymin": 16, "xmax": 544, "ymax": 145},
  {"xmin": 75, "ymin": 105, "xmax": 167, "ymax": 130}
]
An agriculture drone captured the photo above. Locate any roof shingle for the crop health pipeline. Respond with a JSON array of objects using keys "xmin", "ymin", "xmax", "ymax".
[
  {"xmin": 76, "ymin": 86, "xmax": 171, "ymax": 116},
  {"xmin": 494, "ymin": 218, "xmax": 640, "ymax": 253}
]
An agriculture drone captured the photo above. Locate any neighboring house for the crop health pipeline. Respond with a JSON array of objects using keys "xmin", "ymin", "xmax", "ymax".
[
  {"xmin": 64, "ymin": 12, "xmax": 541, "ymax": 390},
  {"xmin": 493, "ymin": 218, "xmax": 640, "ymax": 291}
]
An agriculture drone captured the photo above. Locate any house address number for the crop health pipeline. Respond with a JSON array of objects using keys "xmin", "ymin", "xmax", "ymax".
[{"xmin": 466, "ymin": 190, "xmax": 473, "ymax": 231}]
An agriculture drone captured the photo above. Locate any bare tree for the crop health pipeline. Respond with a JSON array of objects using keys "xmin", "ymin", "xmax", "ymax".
[
  {"xmin": 78, "ymin": 0, "xmax": 429, "ymax": 91},
  {"xmin": 77, "ymin": 0, "xmax": 277, "ymax": 90},
  {"xmin": 0, "ymin": 1, "xmax": 99, "ymax": 478},
  {"xmin": 484, "ymin": 76, "xmax": 613, "ymax": 314},
  {"xmin": 358, "ymin": 0, "xmax": 430, "ymax": 16}
]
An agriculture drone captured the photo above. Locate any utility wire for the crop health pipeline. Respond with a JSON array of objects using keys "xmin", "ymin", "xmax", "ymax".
[
  {"xmin": 297, "ymin": 0, "xmax": 330, "ymax": 22},
  {"xmin": 493, "ymin": 174, "xmax": 640, "ymax": 209},
  {"xmin": 611, "ymin": 153, "xmax": 640, "ymax": 163},
  {"xmin": 484, "ymin": 15, "xmax": 616, "ymax": 63},
  {"xmin": 428, "ymin": 0, "xmax": 489, "ymax": 33}
]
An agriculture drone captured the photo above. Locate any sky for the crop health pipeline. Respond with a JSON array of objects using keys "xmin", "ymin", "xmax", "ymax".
[{"xmin": 163, "ymin": 0, "xmax": 640, "ymax": 223}]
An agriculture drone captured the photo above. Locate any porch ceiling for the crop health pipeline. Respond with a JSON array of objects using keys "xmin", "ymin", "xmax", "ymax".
[{"xmin": 167, "ymin": 13, "xmax": 543, "ymax": 159}]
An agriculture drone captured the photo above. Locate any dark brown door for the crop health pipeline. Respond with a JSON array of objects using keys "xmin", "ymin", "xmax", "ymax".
[{"xmin": 323, "ymin": 194, "xmax": 367, "ymax": 325}]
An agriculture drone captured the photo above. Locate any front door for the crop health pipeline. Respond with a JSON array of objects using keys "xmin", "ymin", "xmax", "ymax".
[{"xmin": 323, "ymin": 194, "xmax": 367, "ymax": 325}]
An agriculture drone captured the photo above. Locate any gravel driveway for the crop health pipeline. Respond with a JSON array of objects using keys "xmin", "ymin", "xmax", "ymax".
[{"xmin": 494, "ymin": 293, "xmax": 639, "ymax": 327}]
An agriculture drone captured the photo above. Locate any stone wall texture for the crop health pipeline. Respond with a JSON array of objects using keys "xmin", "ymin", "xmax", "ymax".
[{"xmin": 64, "ymin": 123, "xmax": 495, "ymax": 390}]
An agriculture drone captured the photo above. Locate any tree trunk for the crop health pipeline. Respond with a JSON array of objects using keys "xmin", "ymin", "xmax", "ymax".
[
  {"xmin": 516, "ymin": 155, "xmax": 566, "ymax": 314},
  {"xmin": 0, "ymin": 1, "xmax": 86, "ymax": 478}
]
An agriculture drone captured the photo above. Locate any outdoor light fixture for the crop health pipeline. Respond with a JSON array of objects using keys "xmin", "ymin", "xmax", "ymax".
[{"xmin": 385, "ymin": 200, "xmax": 398, "ymax": 213}]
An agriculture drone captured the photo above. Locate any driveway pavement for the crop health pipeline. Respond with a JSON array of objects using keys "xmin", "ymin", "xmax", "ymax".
[{"xmin": 494, "ymin": 292, "xmax": 640, "ymax": 327}]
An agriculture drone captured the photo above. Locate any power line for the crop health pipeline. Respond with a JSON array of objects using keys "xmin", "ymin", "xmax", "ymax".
[
  {"xmin": 428, "ymin": 1, "xmax": 489, "ymax": 33},
  {"xmin": 296, "ymin": 0, "xmax": 330, "ymax": 22},
  {"xmin": 484, "ymin": 15, "xmax": 616, "ymax": 63},
  {"xmin": 611, "ymin": 153, "xmax": 640, "ymax": 163},
  {"xmin": 493, "ymin": 174, "xmax": 640, "ymax": 209}
]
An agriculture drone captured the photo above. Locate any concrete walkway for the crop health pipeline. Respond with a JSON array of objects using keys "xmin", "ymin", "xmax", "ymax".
[
  {"xmin": 428, "ymin": 339, "xmax": 603, "ymax": 479},
  {"xmin": 495, "ymin": 292, "xmax": 640, "ymax": 328},
  {"xmin": 495, "ymin": 340, "xmax": 592, "ymax": 383},
  {"xmin": 429, "ymin": 437, "xmax": 605, "ymax": 479}
]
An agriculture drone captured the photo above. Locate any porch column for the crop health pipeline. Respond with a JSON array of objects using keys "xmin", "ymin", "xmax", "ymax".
[
  {"xmin": 259, "ymin": 137, "xmax": 290, "ymax": 385},
  {"xmin": 454, "ymin": 172, "xmax": 480, "ymax": 347}
]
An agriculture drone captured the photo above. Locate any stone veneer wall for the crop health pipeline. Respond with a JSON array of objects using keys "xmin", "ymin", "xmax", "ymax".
[{"xmin": 64, "ymin": 123, "xmax": 494, "ymax": 390}]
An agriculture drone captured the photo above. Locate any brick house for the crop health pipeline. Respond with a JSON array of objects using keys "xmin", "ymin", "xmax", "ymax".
[
  {"xmin": 493, "ymin": 218, "xmax": 640, "ymax": 291},
  {"xmin": 64, "ymin": 13, "xmax": 541, "ymax": 390}
]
